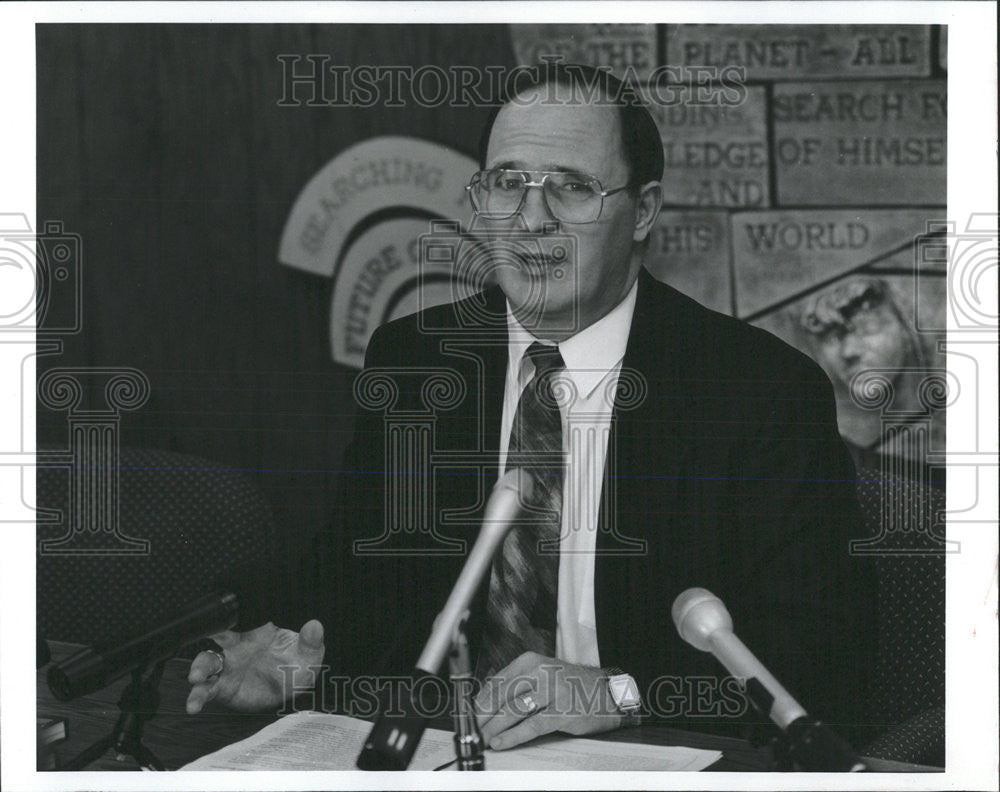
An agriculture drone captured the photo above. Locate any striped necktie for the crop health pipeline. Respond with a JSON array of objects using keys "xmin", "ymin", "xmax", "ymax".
[{"xmin": 478, "ymin": 342, "xmax": 566, "ymax": 679}]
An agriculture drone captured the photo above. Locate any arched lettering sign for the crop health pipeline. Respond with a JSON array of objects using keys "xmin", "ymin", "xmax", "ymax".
[{"xmin": 279, "ymin": 136, "xmax": 477, "ymax": 368}]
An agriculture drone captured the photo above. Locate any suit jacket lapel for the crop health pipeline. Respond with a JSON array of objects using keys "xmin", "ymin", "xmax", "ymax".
[
  {"xmin": 593, "ymin": 269, "xmax": 694, "ymax": 655},
  {"xmin": 431, "ymin": 284, "xmax": 508, "ymax": 483},
  {"xmin": 445, "ymin": 285, "xmax": 508, "ymax": 662},
  {"xmin": 480, "ymin": 287, "xmax": 508, "ymax": 483}
]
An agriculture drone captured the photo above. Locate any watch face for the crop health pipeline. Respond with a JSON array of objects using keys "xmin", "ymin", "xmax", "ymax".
[{"xmin": 609, "ymin": 674, "xmax": 641, "ymax": 709}]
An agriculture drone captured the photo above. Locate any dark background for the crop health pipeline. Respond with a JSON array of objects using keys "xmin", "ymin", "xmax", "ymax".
[{"xmin": 36, "ymin": 25, "xmax": 517, "ymax": 573}]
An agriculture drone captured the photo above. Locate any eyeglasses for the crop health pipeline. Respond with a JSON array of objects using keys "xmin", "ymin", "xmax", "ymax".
[{"xmin": 466, "ymin": 169, "xmax": 631, "ymax": 225}]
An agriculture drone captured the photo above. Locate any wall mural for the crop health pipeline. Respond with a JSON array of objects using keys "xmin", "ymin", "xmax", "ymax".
[
  {"xmin": 507, "ymin": 24, "xmax": 948, "ymax": 478},
  {"xmin": 279, "ymin": 136, "xmax": 478, "ymax": 369},
  {"xmin": 278, "ymin": 24, "xmax": 947, "ymax": 478}
]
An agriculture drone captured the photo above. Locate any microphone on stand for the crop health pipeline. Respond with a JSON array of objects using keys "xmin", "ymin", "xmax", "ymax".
[
  {"xmin": 47, "ymin": 566, "xmax": 270, "ymax": 701},
  {"xmin": 672, "ymin": 587, "xmax": 866, "ymax": 772},
  {"xmin": 47, "ymin": 592, "xmax": 240, "ymax": 701},
  {"xmin": 46, "ymin": 570, "xmax": 275, "ymax": 770},
  {"xmin": 357, "ymin": 468, "xmax": 531, "ymax": 770}
]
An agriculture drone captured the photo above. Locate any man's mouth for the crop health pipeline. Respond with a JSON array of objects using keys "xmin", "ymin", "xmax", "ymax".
[
  {"xmin": 511, "ymin": 250, "xmax": 566, "ymax": 273},
  {"xmin": 518, "ymin": 253, "xmax": 554, "ymax": 269},
  {"xmin": 484, "ymin": 238, "xmax": 568, "ymax": 276}
]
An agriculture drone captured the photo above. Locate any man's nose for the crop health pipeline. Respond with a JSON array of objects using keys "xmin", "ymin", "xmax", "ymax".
[
  {"xmin": 517, "ymin": 185, "xmax": 558, "ymax": 233},
  {"xmin": 839, "ymin": 333, "xmax": 863, "ymax": 362}
]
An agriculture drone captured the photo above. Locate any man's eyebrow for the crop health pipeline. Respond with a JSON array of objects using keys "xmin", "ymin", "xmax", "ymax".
[{"xmin": 490, "ymin": 161, "xmax": 591, "ymax": 175}]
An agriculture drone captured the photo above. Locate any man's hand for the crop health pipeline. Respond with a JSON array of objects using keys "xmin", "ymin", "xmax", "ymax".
[
  {"xmin": 474, "ymin": 651, "xmax": 622, "ymax": 750},
  {"xmin": 186, "ymin": 620, "xmax": 325, "ymax": 714}
]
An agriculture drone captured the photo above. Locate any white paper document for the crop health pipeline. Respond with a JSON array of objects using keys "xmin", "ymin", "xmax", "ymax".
[
  {"xmin": 181, "ymin": 713, "xmax": 455, "ymax": 771},
  {"xmin": 181, "ymin": 712, "xmax": 721, "ymax": 771}
]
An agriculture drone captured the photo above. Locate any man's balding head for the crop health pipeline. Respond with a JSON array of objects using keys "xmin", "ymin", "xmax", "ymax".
[
  {"xmin": 477, "ymin": 64, "xmax": 664, "ymax": 192},
  {"xmin": 474, "ymin": 64, "xmax": 664, "ymax": 340}
]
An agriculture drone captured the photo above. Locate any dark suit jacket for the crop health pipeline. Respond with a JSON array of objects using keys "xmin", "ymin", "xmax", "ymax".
[{"xmin": 292, "ymin": 269, "xmax": 877, "ymax": 741}]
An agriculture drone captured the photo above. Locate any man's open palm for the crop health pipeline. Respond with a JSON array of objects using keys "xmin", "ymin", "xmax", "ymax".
[{"xmin": 186, "ymin": 620, "xmax": 325, "ymax": 714}]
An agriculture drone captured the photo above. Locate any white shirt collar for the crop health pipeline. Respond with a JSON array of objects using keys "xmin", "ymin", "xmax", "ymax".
[{"xmin": 505, "ymin": 278, "xmax": 639, "ymax": 398}]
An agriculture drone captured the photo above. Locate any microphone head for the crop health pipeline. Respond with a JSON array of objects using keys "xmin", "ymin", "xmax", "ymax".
[
  {"xmin": 47, "ymin": 647, "xmax": 105, "ymax": 701},
  {"xmin": 211, "ymin": 570, "xmax": 268, "ymax": 631},
  {"xmin": 671, "ymin": 588, "xmax": 733, "ymax": 652}
]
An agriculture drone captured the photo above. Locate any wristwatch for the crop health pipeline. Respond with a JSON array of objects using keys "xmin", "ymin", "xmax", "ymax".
[{"xmin": 604, "ymin": 667, "xmax": 642, "ymax": 726}]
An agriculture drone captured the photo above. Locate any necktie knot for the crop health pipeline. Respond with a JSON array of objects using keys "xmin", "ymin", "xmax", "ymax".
[{"xmin": 525, "ymin": 342, "xmax": 565, "ymax": 380}]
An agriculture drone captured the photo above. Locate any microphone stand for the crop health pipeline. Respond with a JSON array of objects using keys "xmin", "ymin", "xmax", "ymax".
[
  {"xmin": 448, "ymin": 617, "xmax": 484, "ymax": 770},
  {"xmin": 741, "ymin": 680, "xmax": 865, "ymax": 772},
  {"xmin": 357, "ymin": 470, "xmax": 527, "ymax": 770},
  {"xmin": 63, "ymin": 658, "xmax": 167, "ymax": 770}
]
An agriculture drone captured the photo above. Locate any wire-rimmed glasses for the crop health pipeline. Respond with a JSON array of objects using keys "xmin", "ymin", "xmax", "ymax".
[{"xmin": 466, "ymin": 168, "xmax": 631, "ymax": 224}]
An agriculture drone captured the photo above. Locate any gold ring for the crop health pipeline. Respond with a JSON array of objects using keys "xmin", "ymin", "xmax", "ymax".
[
  {"xmin": 206, "ymin": 649, "xmax": 225, "ymax": 677},
  {"xmin": 518, "ymin": 693, "xmax": 538, "ymax": 712}
]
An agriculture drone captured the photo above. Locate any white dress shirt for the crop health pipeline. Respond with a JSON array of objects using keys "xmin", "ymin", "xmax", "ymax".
[{"xmin": 499, "ymin": 280, "xmax": 639, "ymax": 668}]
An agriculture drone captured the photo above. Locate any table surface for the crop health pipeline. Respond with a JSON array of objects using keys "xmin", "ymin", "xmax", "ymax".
[{"xmin": 38, "ymin": 642, "xmax": 939, "ymax": 773}]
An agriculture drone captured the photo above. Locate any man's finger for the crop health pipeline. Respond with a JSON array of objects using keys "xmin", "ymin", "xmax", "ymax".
[
  {"xmin": 479, "ymin": 677, "xmax": 548, "ymax": 742},
  {"xmin": 188, "ymin": 650, "xmax": 226, "ymax": 685},
  {"xmin": 492, "ymin": 652, "xmax": 544, "ymax": 683},
  {"xmin": 480, "ymin": 652, "xmax": 545, "ymax": 701},
  {"xmin": 474, "ymin": 675, "xmax": 505, "ymax": 723},
  {"xmin": 488, "ymin": 710, "xmax": 552, "ymax": 750},
  {"xmin": 210, "ymin": 629, "xmax": 241, "ymax": 649},
  {"xmin": 297, "ymin": 620, "xmax": 325, "ymax": 654},
  {"xmin": 185, "ymin": 680, "xmax": 219, "ymax": 714},
  {"xmin": 475, "ymin": 672, "xmax": 537, "ymax": 728},
  {"xmin": 479, "ymin": 696, "xmax": 543, "ymax": 745},
  {"xmin": 476, "ymin": 653, "xmax": 543, "ymax": 724}
]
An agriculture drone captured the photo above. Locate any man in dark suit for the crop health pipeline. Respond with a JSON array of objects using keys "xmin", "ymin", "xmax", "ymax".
[{"xmin": 187, "ymin": 65, "xmax": 875, "ymax": 750}]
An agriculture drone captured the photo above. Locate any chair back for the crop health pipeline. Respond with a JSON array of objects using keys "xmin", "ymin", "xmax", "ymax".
[
  {"xmin": 37, "ymin": 446, "xmax": 274, "ymax": 649},
  {"xmin": 854, "ymin": 465, "xmax": 945, "ymax": 766}
]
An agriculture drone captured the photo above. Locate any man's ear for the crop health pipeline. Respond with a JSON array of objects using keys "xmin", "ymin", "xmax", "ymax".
[{"xmin": 632, "ymin": 181, "xmax": 662, "ymax": 243}]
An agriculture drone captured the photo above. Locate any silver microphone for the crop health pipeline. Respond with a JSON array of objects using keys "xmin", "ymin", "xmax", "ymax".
[
  {"xmin": 672, "ymin": 587, "xmax": 866, "ymax": 772},
  {"xmin": 415, "ymin": 468, "xmax": 531, "ymax": 673},
  {"xmin": 672, "ymin": 587, "xmax": 807, "ymax": 728},
  {"xmin": 358, "ymin": 468, "xmax": 531, "ymax": 771}
]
